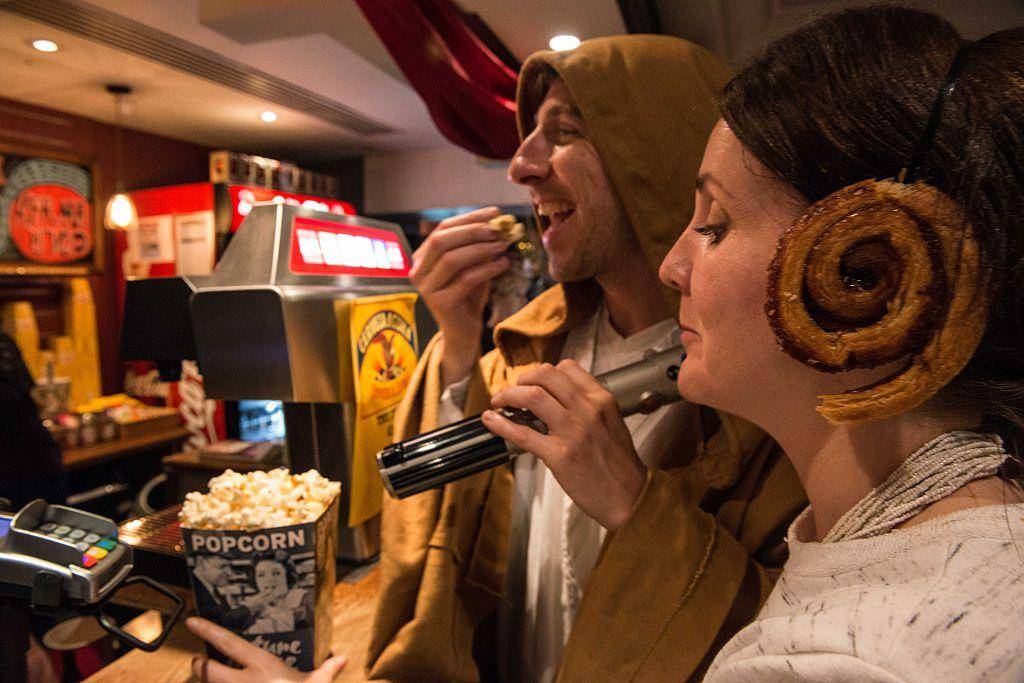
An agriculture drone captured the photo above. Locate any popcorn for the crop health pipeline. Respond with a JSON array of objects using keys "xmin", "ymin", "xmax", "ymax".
[{"xmin": 179, "ymin": 469, "xmax": 340, "ymax": 531}]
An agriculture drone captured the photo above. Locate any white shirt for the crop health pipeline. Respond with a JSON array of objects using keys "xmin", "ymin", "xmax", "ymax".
[
  {"xmin": 439, "ymin": 304, "xmax": 682, "ymax": 682},
  {"xmin": 705, "ymin": 503, "xmax": 1024, "ymax": 682}
]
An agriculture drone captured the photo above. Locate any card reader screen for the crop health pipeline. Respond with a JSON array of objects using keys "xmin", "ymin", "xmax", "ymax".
[{"xmin": 0, "ymin": 516, "xmax": 10, "ymax": 539}]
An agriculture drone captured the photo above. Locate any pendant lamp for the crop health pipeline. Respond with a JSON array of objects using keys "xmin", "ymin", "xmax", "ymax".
[{"xmin": 103, "ymin": 83, "xmax": 138, "ymax": 231}]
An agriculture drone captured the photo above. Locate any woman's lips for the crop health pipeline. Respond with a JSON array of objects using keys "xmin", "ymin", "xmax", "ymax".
[{"xmin": 679, "ymin": 328, "xmax": 698, "ymax": 346}]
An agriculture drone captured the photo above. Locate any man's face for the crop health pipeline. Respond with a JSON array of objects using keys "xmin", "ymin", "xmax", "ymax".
[
  {"xmin": 508, "ymin": 79, "xmax": 635, "ymax": 282},
  {"xmin": 196, "ymin": 555, "xmax": 231, "ymax": 585}
]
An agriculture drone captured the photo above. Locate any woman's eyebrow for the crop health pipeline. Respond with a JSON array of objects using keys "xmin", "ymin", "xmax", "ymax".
[{"xmin": 695, "ymin": 172, "xmax": 730, "ymax": 198}]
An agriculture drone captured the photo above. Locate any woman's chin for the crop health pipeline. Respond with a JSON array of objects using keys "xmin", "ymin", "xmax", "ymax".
[
  {"xmin": 676, "ymin": 371, "xmax": 737, "ymax": 416},
  {"xmin": 676, "ymin": 372, "xmax": 711, "ymax": 406}
]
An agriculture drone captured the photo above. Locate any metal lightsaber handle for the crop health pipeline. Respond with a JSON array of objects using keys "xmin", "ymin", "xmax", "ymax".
[{"xmin": 378, "ymin": 346, "xmax": 684, "ymax": 499}]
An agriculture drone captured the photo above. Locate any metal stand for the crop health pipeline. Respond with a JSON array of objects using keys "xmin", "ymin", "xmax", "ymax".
[{"xmin": 283, "ymin": 403, "xmax": 380, "ymax": 563}]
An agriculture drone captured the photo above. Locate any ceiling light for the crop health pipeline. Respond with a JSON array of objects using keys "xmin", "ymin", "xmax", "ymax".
[
  {"xmin": 103, "ymin": 83, "xmax": 138, "ymax": 231},
  {"xmin": 31, "ymin": 39, "xmax": 59, "ymax": 53},
  {"xmin": 260, "ymin": 110, "xmax": 278, "ymax": 123},
  {"xmin": 549, "ymin": 34, "xmax": 580, "ymax": 52}
]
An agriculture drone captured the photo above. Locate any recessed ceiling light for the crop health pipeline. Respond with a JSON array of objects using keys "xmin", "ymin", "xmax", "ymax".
[
  {"xmin": 260, "ymin": 110, "xmax": 278, "ymax": 123},
  {"xmin": 30, "ymin": 39, "xmax": 60, "ymax": 53},
  {"xmin": 549, "ymin": 34, "xmax": 580, "ymax": 51}
]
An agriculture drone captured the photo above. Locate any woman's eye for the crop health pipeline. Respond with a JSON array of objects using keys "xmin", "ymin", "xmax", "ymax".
[
  {"xmin": 694, "ymin": 223, "xmax": 727, "ymax": 245},
  {"xmin": 555, "ymin": 127, "xmax": 581, "ymax": 141}
]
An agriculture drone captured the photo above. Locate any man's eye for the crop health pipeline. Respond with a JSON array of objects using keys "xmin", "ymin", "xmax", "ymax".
[
  {"xmin": 556, "ymin": 127, "xmax": 581, "ymax": 140},
  {"xmin": 694, "ymin": 223, "xmax": 727, "ymax": 245}
]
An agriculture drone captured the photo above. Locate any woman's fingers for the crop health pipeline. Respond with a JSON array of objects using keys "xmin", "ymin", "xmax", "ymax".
[
  {"xmin": 482, "ymin": 409, "xmax": 551, "ymax": 455},
  {"xmin": 513, "ymin": 362, "xmax": 584, "ymax": 410},
  {"xmin": 490, "ymin": 383, "xmax": 566, "ymax": 427},
  {"xmin": 186, "ymin": 617, "xmax": 275, "ymax": 667},
  {"xmin": 555, "ymin": 359, "xmax": 620, "ymax": 419},
  {"xmin": 311, "ymin": 655, "xmax": 350, "ymax": 682},
  {"xmin": 190, "ymin": 655, "xmax": 237, "ymax": 683}
]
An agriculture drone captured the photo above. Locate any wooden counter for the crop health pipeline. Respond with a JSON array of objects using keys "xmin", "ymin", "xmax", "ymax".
[
  {"xmin": 63, "ymin": 427, "xmax": 191, "ymax": 470},
  {"xmin": 85, "ymin": 566, "xmax": 380, "ymax": 682}
]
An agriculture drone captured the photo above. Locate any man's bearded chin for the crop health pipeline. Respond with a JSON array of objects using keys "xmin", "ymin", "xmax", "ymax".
[{"xmin": 548, "ymin": 251, "xmax": 602, "ymax": 283}]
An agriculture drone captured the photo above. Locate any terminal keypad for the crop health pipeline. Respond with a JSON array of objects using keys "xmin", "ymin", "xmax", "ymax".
[{"xmin": 33, "ymin": 521, "xmax": 118, "ymax": 568}]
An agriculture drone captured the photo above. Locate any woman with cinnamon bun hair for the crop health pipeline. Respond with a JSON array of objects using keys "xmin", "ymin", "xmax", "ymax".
[{"xmin": 654, "ymin": 6, "xmax": 1024, "ymax": 681}]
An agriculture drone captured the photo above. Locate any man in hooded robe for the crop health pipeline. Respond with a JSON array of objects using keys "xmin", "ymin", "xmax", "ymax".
[{"xmin": 368, "ymin": 35, "xmax": 806, "ymax": 682}]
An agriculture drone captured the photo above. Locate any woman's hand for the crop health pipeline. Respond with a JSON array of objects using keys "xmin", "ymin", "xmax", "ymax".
[
  {"xmin": 481, "ymin": 359, "xmax": 647, "ymax": 531},
  {"xmin": 187, "ymin": 617, "xmax": 348, "ymax": 683}
]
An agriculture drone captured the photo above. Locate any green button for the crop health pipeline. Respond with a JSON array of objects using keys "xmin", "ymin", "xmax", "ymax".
[{"xmin": 97, "ymin": 538, "xmax": 117, "ymax": 551}]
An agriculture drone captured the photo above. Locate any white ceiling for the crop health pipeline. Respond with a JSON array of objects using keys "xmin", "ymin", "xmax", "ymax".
[
  {"xmin": 1, "ymin": 0, "xmax": 1021, "ymax": 167},
  {"xmin": 0, "ymin": 0, "xmax": 625, "ymax": 164},
  {"xmin": 0, "ymin": 11, "xmax": 381, "ymax": 162}
]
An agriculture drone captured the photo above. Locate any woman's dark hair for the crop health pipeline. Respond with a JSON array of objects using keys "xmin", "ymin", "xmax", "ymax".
[{"xmin": 719, "ymin": 5, "xmax": 1024, "ymax": 458}]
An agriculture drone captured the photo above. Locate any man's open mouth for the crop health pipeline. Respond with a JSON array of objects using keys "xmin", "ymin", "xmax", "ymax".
[{"xmin": 536, "ymin": 200, "xmax": 576, "ymax": 231}]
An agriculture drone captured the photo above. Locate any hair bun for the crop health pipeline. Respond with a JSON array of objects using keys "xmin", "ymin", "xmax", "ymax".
[{"xmin": 766, "ymin": 179, "xmax": 988, "ymax": 422}]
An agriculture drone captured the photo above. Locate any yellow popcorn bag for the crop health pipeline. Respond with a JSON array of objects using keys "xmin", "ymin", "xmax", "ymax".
[{"xmin": 179, "ymin": 469, "xmax": 340, "ymax": 671}]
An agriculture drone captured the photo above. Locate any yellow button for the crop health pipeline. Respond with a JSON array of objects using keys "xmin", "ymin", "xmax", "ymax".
[{"xmin": 85, "ymin": 547, "xmax": 108, "ymax": 560}]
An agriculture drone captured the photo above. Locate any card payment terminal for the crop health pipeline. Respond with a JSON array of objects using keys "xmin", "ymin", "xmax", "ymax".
[{"xmin": 0, "ymin": 499, "xmax": 183, "ymax": 652}]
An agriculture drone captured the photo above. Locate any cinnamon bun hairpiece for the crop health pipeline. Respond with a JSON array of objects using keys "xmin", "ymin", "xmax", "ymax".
[{"xmin": 765, "ymin": 44, "xmax": 988, "ymax": 423}]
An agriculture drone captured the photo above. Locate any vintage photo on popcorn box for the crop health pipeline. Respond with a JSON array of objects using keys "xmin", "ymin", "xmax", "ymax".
[{"xmin": 182, "ymin": 497, "xmax": 338, "ymax": 671}]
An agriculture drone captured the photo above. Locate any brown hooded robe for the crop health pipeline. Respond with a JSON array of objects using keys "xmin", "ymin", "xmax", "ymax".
[{"xmin": 367, "ymin": 35, "xmax": 806, "ymax": 682}]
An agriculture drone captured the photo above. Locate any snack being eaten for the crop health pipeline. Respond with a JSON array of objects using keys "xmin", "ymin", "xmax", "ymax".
[
  {"xmin": 766, "ymin": 179, "xmax": 988, "ymax": 423},
  {"xmin": 488, "ymin": 213, "xmax": 527, "ymax": 246},
  {"xmin": 485, "ymin": 214, "xmax": 540, "ymax": 326}
]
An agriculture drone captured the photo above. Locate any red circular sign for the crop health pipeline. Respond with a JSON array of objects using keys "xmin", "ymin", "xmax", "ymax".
[{"xmin": 8, "ymin": 184, "xmax": 92, "ymax": 263}]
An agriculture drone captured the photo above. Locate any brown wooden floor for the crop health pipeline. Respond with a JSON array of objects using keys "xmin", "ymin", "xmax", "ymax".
[{"xmin": 86, "ymin": 566, "xmax": 379, "ymax": 682}]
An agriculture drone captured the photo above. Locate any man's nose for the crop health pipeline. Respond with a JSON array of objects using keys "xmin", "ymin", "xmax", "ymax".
[
  {"xmin": 507, "ymin": 131, "xmax": 550, "ymax": 185},
  {"xmin": 659, "ymin": 235, "xmax": 692, "ymax": 297}
]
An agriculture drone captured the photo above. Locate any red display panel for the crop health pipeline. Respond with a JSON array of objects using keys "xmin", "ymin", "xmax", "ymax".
[
  {"xmin": 289, "ymin": 216, "xmax": 410, "ymax": 277},
  {"xmin": 230, "ymin": 185, "xmax": 355, "ymax": 232},
  {"xmin": 131, "ymin": 182, "xmax": 214, "ymax": 216}
]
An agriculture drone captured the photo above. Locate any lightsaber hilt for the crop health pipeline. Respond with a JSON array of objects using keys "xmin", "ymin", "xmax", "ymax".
[{"xmin": 378, "ymin": 345, "xmax": 684, "ymax": 499}]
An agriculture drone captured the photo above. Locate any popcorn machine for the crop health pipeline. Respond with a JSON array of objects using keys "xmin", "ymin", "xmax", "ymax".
[{"xmin": 122, "ymin": 203, "xmax": 433, "ymax": 562}]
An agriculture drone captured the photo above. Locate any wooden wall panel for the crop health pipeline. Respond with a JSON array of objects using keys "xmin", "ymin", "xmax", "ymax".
[{"xmin": 0, "ymin": 96, "xmax": 210, "ymax": 394}]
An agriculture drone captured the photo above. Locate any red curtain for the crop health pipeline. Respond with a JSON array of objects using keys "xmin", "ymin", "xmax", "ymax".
[{"xmin": 355, "ymin": 0, "xmax": 519, "ymax": 160}]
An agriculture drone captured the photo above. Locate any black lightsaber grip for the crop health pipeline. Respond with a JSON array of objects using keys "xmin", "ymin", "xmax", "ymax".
[{"xmin": 378, "ymin": 346, "xmax": 684, "ymax": 499}]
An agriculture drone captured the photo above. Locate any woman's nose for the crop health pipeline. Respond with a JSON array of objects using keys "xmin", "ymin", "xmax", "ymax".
[
  {"xmin": 659, "ymin": 235, "xmax": 692, "ymax": 296},
  {"xmin": 507, "ymin": 131, "xmax": 550, "ymax": 185}
]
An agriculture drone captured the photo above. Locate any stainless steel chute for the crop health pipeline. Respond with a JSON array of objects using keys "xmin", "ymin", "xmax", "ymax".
[{"xmin": 188, "ymin": 203, "xmax": 433, "ymax": 561}]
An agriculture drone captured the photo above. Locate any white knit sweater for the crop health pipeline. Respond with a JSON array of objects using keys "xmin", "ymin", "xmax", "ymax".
[{"xmin": 705, "ymin": 503, "xmax": 1024, "ymax": 682}]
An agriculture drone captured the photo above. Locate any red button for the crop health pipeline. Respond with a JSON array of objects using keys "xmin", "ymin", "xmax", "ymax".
[{"xmin": 82, "ymin": 555, "xmax": 98, "ymax": 568}]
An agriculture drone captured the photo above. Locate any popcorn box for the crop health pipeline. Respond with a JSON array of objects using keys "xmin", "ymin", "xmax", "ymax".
[{"xmin": 180, "ymin": 471, "xmax": 339, "ymax": 671}]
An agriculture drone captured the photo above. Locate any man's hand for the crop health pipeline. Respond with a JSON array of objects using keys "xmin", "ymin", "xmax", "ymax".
[
  {"xmin": 481, "ymin": 360, "xmax": 647, "ymax": 531},
  {"xmin": 410, "ymin": 206, "xmax": 513, "ymax": 386},
  {"xmin": 186, "ymin": 617, "xmax": 348, "ymax": 683}
]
